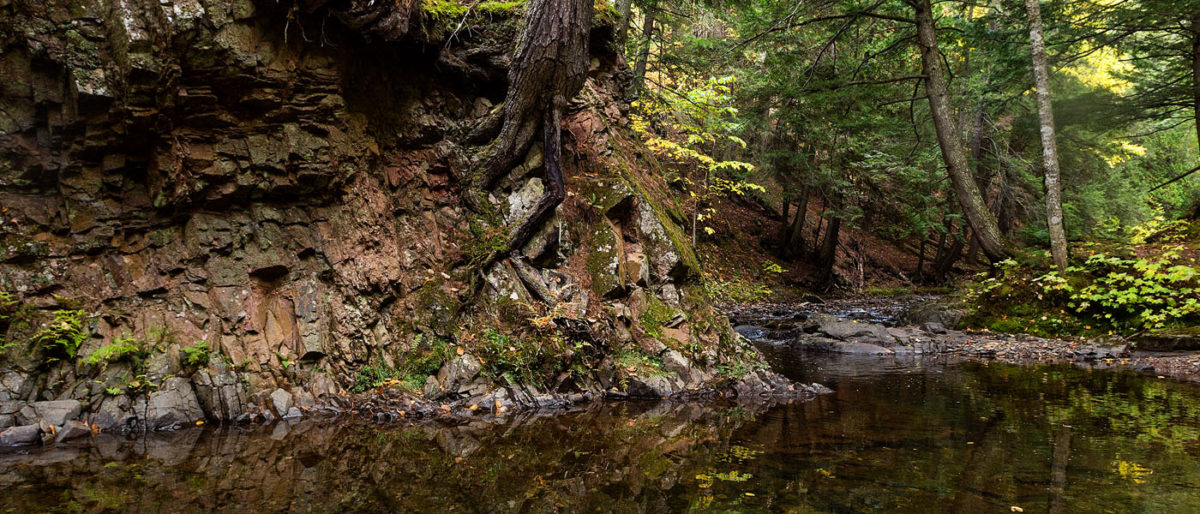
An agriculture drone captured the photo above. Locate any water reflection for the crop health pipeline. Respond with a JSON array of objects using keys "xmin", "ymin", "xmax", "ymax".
[{"xmin": 3, "ymin": 353, "xmax": 1200, "ymax": 512}]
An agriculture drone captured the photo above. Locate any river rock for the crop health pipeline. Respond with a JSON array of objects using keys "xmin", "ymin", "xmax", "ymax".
[
  {"xmin": 901, "ymin": 300, "xmax": 965, "ymax": 328},
  {"xmin": 625, "ymin": 375, "xmax": 678, "ymax": 398},
  {"xmin": 1070, "ymin": 344, "xmax": 1128, "ymax": 360},
  {"xmin": 921, "ymin": 322, "xmax": 948, "ymax": 334},
  {"xmin": 55, "ymin": 420, "xmax": 92, "ymax": 443},
  {"xmin": 145, "ymin": 378, "xmax": 205, "ymax": 429},
  {"xmin": 423, "ymin": 375, "xmax": 441, "ymax": 398},
  {"xmin": 0, "ymin": 371, "xmax": 26, "ymax": 401},
  {"xmin": 733, "ymin": 325, "xmax": 767, "ymax": 340},
  {"xmin": 809, "ymin": 314, "xmax": 894, "ymax": 345},
  {"xmin": 436, "ymin": 354, "xmax": 482, "ymax": 396},
  {"xmin": 17, "ymin": 400, "xmax": 82, "ymax": 426},
  {"xmin": 92, "ymin": 396, "xmax": 137, "ymax": 431},
  {"xmin": 662, "ymin": 350, "xmax": 702, "ymax": 386},
  {"xmin": 1, "ymin": 400, "xmax": 20, "ymax": 430},
  {"xmin": 270, "ymin": 388, "xmax": 294, "ymax": 415},
  {"xmin": 0, "ymin": 424, "xmax": 41, "ymax": 446},
  {"xmin": 833, "ymin": 341, "xmax": 894, "ymax": 355},
  {"xmin": 192, "ymin": 369, "xmax": 247, "ymax": 421}
]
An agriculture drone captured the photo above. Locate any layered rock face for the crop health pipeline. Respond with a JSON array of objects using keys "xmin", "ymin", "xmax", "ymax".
[{"xmin": 0, "ymin": 0, "xmax": 779, "ymax": 433}]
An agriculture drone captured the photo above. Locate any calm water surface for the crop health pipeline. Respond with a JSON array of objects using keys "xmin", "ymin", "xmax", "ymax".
[{"xmin": 3, "ymin": 350, "xmax": 1200, "ymax": 512}]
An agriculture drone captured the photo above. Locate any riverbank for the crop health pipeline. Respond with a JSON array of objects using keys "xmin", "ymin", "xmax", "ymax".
[
  {"xmin": 0, "ymin": 353, "xmax": 830, "ymax": 449},
  {"xmin": 729, "ymin": 296, "xmax": 1200, "ymax": 384}
]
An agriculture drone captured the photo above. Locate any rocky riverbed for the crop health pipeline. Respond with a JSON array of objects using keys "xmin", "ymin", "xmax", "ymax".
[
  {"xmin": 0, "ymin": 359, "xmax": 829, "ymax": 449},
  {"xmin": 728, "ymin": 295, "xmax": 1200, "ymax": 384}
]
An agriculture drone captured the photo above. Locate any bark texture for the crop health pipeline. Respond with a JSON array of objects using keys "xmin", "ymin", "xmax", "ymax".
[
  {"xmin": 1026, "ymin": 0, "xmax": 1069, "ymax": 269},
  {"xmin": 474, "ymin": 0, "xmax": 593, "ymax": 192},
  {"xmin": 815, "ymin": 216, "xmax": 841, "ymax": 289},
  {"xmin": 615, "ymin": 0, "xmax": 634, "ymax": 47},
  {"xmin": 787, "ymin": 189, "xmax": 809, "ymax": 257},
  {"xmin": 911, "ymin": 0, "xmax": 1009, "ymax": 263}
]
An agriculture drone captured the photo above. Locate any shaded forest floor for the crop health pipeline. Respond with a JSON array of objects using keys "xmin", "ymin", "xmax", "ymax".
[{"xmin": 698, "ymin": 193, "xmax": 985, "ymax": 300}]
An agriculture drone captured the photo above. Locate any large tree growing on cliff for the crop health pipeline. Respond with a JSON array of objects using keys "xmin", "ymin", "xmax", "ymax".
[{"xmin": 469, "ymin": 0, "xmax": 593, "ymax": 256}]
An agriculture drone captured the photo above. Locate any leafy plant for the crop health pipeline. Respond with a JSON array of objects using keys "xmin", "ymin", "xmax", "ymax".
[
  {"xmin": 85, "ymin": 337, "xmax": 149, "ymax": 371},
  {"xmin": 478, "ymin": 328, "xmax": 570, "ymax": 387},
  {"xmin": 631, "ymin": 75, "xmax": 762, "ymax": 243},
  {"xmin": 965, "ymin": 242, "xmax": 1200, "ymax": 335},
  {"xmin": 612, "ymin": 345, "xmax": 666, "ymax": 378},
  {"xmin": 275, "ymin": 351, "xmax": 292, "ymax": 369},
  {"xmin": 124, "ymin": 374, "xmax": 157, "ymax": 394},
  {"xmin": 351, "ymin": 364, "xmax": 403, "ymax": 393},
  {"xmin": 32, "ymin": 309, "xmax": 88, "ymax": 363},
  {"xmin": 0, "ymin": 291, "xmax": 16, "ymax": 322},
  {"xmin": 181, "ymin": 341, "xmax": 211, "ymax": 368},
  {"xmin": 0, "ymin": 291, "xmax": 16, "ymax": 353}
]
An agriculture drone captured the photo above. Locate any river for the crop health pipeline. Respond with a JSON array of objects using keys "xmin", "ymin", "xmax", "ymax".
[{"xmin": 2, "ymin": 337, "xmax": 1200, "ymax": 511}]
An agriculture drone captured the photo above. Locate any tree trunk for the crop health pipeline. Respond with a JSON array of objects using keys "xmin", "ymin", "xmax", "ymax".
[
  {"xmin": 781, "ymin": 199, "xmax": 791, "ymax": 227},
  {"xmin": 966, "ymin": 107, "xmax": 988, "ymax": 265},
  {"xmin": 472, "ymin": 0, "xmax": 593, "ymax": 192},
  {"xmin": 787, "ymin": 188, "xmax": 810, "ymax": 257},
  {"xmin": 1026, "ymin": 0, "xmax": 1069, "ymax": 269},
  {"xmin": 615, "ymin": 0, "xmax": 634, "ymax": 48},
  {"xmin": 631, "ymin": 7, "xmax": 655, "ymax": 97},
  {"xmin": 812, "ymin": 201, "xmax": 826, "ymax": 246},
  {"xmin": 915, "ymin": 237, "xmax": 927, "ymax": 283},
  {"xmin": 463, "ymin": 0, "xmax": 591, "ymax": 281},
  {"xmin": 816, "ymin": 216, "xmax": 841, "ymax": 288},
  {"xmin": 911, "ymin": 0, "xmax": 1008, "ymax": 263},
  {"xmin": 932, "ymin": 223, "xmax": 948, "ymax": 271},
  {"xmin": 1192, "ymin": 15, "xmax": 1200, "ymax": 154},
  {"xmin": 935, "ymin": 222, "xmax": 967, "ymax": 279}
]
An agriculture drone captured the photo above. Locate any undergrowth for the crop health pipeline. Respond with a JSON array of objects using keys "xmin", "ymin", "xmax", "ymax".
[
  {"xmin": 32, "ymin": 309, "xmax": 88, "ymax": 364},
  {"xmin": 963, "ymin": 223, "xmax": 1200, "ymax": 337},
  {"xmin": 352, "ymin": 335, "xmax": 456, "ymax": 393}
]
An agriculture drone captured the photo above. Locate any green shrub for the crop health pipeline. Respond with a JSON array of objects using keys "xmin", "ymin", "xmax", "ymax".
[
  {"xmin": 613, "ymin": 345, "xmax": 666, "ymax": 377},
  {"xmin": 965, "ymin": 246, "xmax": 1200, "ymax": 335},
  {"xmin": 350, "ymin": 335, "xmax": 457, "ymax": 394},
  {"xmin": 0, "ymin": 291, "xmax": 16, "ymax": 322},
  {"xmin": 32, "ymin": 309, "xmax": 88, "ymax": 363},
  {"xmin": 479, "ymin": 328, "xmax": 561, "ymax": 387},
  {"xmin": 352, "ymin": 364, "xmax": 403, "ymax": 393},
  {"xmin": 181, "ymin": 341, "xmax": 211, "ymax": 368},
  {"xmin": 85, "ymin": 337, "xmax": 148, "ymax": 369}
]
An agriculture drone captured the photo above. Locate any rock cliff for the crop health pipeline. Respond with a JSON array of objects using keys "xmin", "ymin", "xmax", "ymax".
[{"xmin": 0, "ymin": 0, "xmax": 802, "ymax": 434}]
